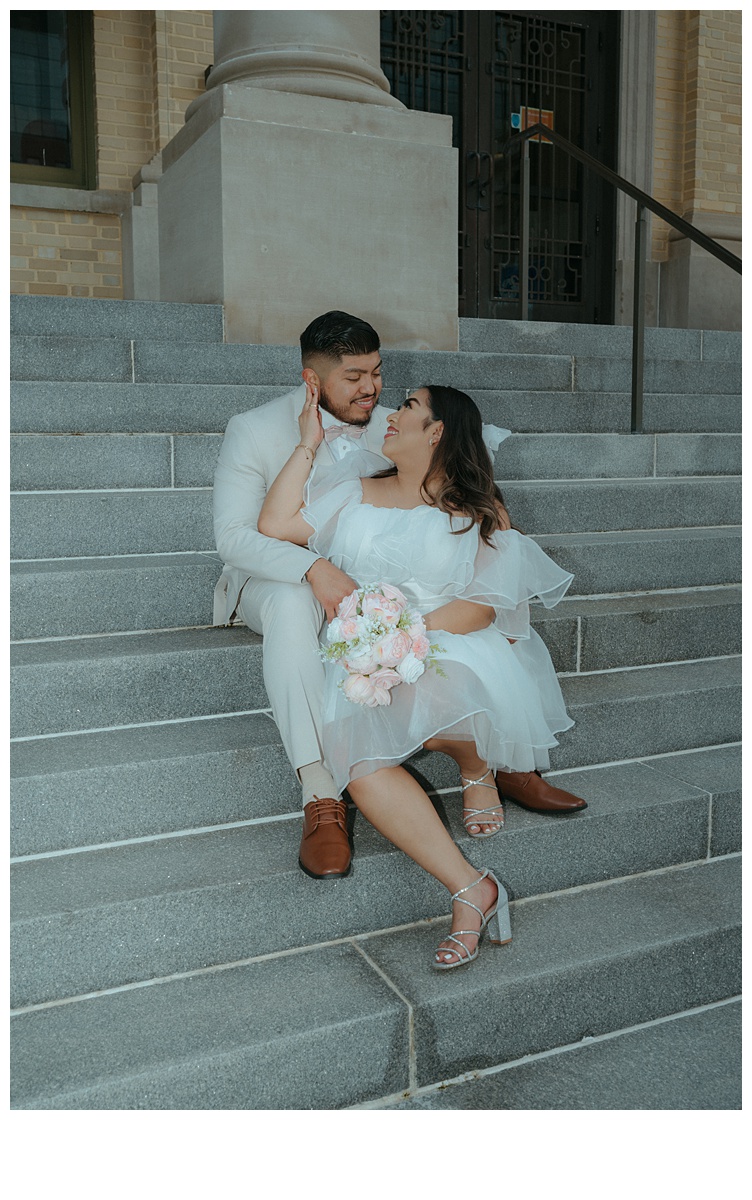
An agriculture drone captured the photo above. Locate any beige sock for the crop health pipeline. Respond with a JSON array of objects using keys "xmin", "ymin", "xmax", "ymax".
[{"xmin": 298, "ymin": 761, "xmax": 339, "ymax": 807}]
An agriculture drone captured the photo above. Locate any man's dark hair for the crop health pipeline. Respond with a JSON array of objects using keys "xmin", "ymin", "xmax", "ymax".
[{"xmin": 300, "ymin": 311, "xmax": 380, "ymax": 366}]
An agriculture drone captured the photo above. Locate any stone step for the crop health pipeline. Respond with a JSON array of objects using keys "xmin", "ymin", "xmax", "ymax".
[
  {"xmin": 10, "ymin": 431, "xmax": 742, "ymax": 491},
  {"xmin": 10, "ymin": 433, "xmax": 223, "ymax": 491},
  {"xmin": 10, "ymin": 604, "xmax": 741, "ymax": 749},
  {"xmin": 10, "ymin": 488, "xmax": 214, "ymax": 559},
  {"xmin": 10, "ymin": 627, "xmax": 263, "ymax": 738},
  {"xmin": 10, "ymin": 856, "xmax": 741, "ymax": 1107},
  {"xmin": 10, "ymin": 765, "xmax": 740, "ymax": 1006},
  {"xmin": 554, "ymin": 657, "xmax": 740, "ymax": 772},
  {"xmin": 10, "ymin": 554, "xmax": 220, "ymax": 639},
  {"xmin": 502, "ymin": 477, "xmax": 740, "ymax": 536},
  {"xmin": 536, "ymin": 528, "xmax": 741, "ymax": 595},
  {"xmin": 9, "ymin": 533, "xmax": 742, "ymax": 639},
  {"xmin": 11, "ymin": 382, "xmax": 276, "ymax": 434},
  {"xmin": 388, "ymin": 1000, "xmax": 741, "ymax": 1110},
  {"xmin": 459, "ymin": 318, "xmax": 741, "ymax": 363},
  {"xmin": 542, "ymin": 588, "xmax": 741, "ymax": 673},
  {"xmin": 9, "ymin": 295, "xmax": 225, "ymax": 343},
  {"xmin": 11, "ymin": 337, "xmax": 742, "ymax": 396},
  {"xmin": 10, "ymin": 624, "xmax": 741, "ymax": 847},
  {"xmin": 11, "ymin": 381, "xmax": 742, "ymax": 435},
  {"xmin": 11, "ymin": 338, "xmax": 570, "ymax": 388},
  {"xmin": 9, "ymin": 476, "xmax": 741, "ymax": 560},
  {"xmin": 500, "ymin": 432, "xmax": 741, "ymax": 481},
  {"xmin": 10, "ymin": 711, "xmax": 299, "ymax": 857}
]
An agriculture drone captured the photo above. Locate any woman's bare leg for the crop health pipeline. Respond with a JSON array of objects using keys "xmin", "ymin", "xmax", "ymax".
[
  {"xmin": 423, "ymin": 736, "xmax": 504, "ymax": 836},
  {"xmin": 347, "ymin": 765, "xmax": 498, "ymax": 962}
]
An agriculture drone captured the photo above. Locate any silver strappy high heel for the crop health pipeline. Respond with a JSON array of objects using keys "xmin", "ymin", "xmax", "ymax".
[
  {"xmin": 461, "ymin": 767, "xmax": 506, "ymax": 838},
  {"xmin": 433, "ymin": 868, "xmax": 512, "ymax": 971}
]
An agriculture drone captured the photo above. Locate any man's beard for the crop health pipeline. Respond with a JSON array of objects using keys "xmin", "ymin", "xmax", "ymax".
[{"xmin": 318, "ymin": 383, "xmax": 377, "ymax": 427}]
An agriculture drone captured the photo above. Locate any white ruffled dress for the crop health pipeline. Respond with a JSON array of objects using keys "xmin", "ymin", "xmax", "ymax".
[{"xmin": 303, "ymin": 450, "xmax": 575, "ymax": 796}]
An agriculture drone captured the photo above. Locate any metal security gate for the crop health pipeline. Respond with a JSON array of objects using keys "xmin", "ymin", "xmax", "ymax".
[{"xmin": 380, "ymin": 10, "xmax": 619, "ymax": 322}]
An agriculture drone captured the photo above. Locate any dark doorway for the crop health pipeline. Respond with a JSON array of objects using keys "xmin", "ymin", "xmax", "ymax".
[{"xmin": 381, "ymin": 10, "xmax": 620, "ymax": 322}]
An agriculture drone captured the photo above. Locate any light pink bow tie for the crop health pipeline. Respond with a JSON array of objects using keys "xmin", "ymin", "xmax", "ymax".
[{"xmin": 324, "ymin": 423, "xmax": 365, "ymax": 443}]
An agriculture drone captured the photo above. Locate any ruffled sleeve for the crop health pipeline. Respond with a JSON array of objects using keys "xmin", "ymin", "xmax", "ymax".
[
  {"xmin": 301, "ymin": 449, "xmax": 387, "ymax": 561},
  {"xmin": 456, "ymin": 529, "xmax": 574, "ymax": 639}
]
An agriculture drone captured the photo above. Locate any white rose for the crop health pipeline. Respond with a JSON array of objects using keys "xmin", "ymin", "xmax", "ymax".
[
  {"xmin": 396, "ymin": 651, "xmax": 426, "ymax": 685},
  {"xmin": 327, "ymin": 618, "xmax": 344, "ymax": 644}
]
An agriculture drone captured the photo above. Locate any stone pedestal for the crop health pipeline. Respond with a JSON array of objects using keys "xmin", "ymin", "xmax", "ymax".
[
  {"xmin": 157, "ymin": 83, "xmax": 457, "ymax": 347},
  {"xmin": 156, "ymin": 9, "xmax": 458, "ymax": 347},
  {"xmin": 660, "ymin": 213, "xmax": 741, "ymax": 331},
  {"xmin": 121, "ymin": 155, "xmax": 162, "ymax": 301}
]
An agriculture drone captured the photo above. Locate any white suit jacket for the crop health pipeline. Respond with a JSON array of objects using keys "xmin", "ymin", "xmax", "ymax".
[{"xmin": 212, "ymin": 383, "xmax": 391, "ymax": 624}]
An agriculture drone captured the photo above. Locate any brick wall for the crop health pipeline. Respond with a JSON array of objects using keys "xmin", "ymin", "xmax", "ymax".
[
  {"xmin": 10, "ymin": 209, "xmax": 122, "ymax": 297},
  {"xmin": 652, "ymin": 9, "xmax": 741, "ymax": 261},
  {"xmin": 153, "ymin": 10, "xmax": 214, "ymax": 148},
  {"xmin": 94, "ymin": 9, "xmax": 213, "ymax": 188},
  {"xmin": 685, "ymin": 9, "xmax": 741, "ymax": 216},
  {"xmin": 10, "ymin": 10, "xmax": 213, "ymax": 297}
]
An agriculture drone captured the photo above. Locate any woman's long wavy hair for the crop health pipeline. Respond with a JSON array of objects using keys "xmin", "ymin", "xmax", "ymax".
[{"xmin": 376, "ymin": 385, "xmax": 509, "ymax": 545}]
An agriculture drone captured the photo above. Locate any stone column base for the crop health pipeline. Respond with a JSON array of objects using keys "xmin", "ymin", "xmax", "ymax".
[
  {"xmin": 659, "ymin": 213, "xmax": 741, "ymax": 331},
  {"xmin": 157, "ymin": 84, "xmax": 458, "ymax": 348}
]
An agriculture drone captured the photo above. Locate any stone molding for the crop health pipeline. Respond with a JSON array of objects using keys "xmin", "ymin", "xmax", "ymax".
[
  {"xmin": 668, "ymin": 212, "xmax": 742, "ymax": 247},
  {"xmin": 10, "ymin": 183, "xmax": 128, "ymax": 215}
]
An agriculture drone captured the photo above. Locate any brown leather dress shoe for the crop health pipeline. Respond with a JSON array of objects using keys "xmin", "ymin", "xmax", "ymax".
[
  {"xmin": 298, "ymin": 796, "xmax": 352, "ymax": 879},
  {"xmin": 495, "ymin": 770, "xmax": 588, "ymax": 815}
]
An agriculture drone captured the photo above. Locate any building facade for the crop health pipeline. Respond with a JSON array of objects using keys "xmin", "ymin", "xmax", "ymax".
[{"xmin": 10, "ymin": 9, "xmax": 742, "ymax": 342}]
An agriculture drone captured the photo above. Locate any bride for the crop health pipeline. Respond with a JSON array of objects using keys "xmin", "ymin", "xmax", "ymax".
[{"xmin": 259, "ymin": 383, "xmax": 582, "ymax": 971}]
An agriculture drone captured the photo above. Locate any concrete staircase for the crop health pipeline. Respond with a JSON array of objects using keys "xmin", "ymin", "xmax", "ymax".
[{"xmin": 10, "ymin": 295, "xmax": 741, "ymax": 1109}]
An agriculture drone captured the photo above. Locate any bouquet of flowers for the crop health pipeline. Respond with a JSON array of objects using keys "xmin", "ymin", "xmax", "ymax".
[{"xmin": 320, "ymin": 583, "xmax": 445, "ymax": 707}]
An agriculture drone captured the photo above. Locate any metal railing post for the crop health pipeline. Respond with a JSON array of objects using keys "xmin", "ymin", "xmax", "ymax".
[
  {"xmin": 500, "ymin": 125, "xmax": 741, "ymax": 431},
  {"xmin": 519, "ymin": 139, "xmax": 530, "ymax": 321},
  {"xmin": 631, "ymin": 202, "xmax": 646, "ymax": 434}
]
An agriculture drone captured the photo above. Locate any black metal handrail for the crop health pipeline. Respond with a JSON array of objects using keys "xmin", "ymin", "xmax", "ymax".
[{"xmin": 503, "ymin": 124, "xmax": 742, "ymax": 433}]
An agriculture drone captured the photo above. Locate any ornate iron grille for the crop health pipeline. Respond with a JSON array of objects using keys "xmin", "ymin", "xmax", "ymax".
[
  {"xmin": 490, "ymin": 13, "xmax": 587, "ymax": 307},
  {"xmin": 380, "ymin": 10, "xmax": 615, "ymax": 321},
  {"xmin": 380, "ymin": 11, "xmax": 467, "ymax": 301}
]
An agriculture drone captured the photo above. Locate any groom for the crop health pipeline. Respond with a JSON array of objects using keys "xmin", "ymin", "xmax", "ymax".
[{"xmin": 213, "ymin": 311, "xmax": 391, "ymax": 878}]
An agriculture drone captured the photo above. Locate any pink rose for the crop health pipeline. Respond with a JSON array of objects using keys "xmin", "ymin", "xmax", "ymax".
[
  {"xmin": 372, "ymin": 668, "xmax": 402, "ymax": 691},
  {"xmin": 374, "ymin": 629, "xmax": 411, "ymax": 667},
  {"xmin": 339, "ymin": 618, "xmax": 361, "ymax": 641},
  {"xmin": 411, "ymin": 634, "xmax": 430, "ymax": 661},
  {"xmin": 337, "ymin": 590, "xmax": 359, "ymax": 620},
  {"xmin": 342, "ymin": 673, "xmax": 377, "ymax": 705},
  {"xmin": 379, "ymin": 584, "xmax": 409, "ymax": 606},
  {"xmin": 360, "ymin": 593, "xmax": 403, "ymax": 627},
  {"xmin": 406, "ymin": 617, "xmax": 427, "ymax": 639}
]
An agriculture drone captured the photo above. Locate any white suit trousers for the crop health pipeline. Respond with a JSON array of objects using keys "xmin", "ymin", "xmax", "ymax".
[{"xmin": 238, "ymin": 577, "xmax": 327, "ymax": 773}]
